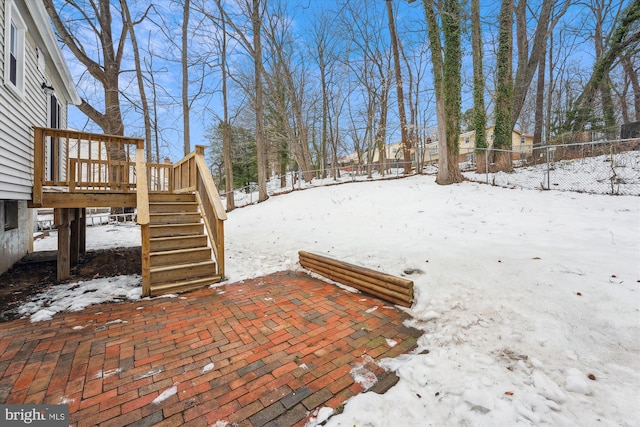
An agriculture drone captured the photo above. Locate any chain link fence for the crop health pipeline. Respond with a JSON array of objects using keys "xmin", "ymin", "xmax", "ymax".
[
  {"xmin": 219, "ymin": 139, "xmax": 639, "ymax": 208},
  {"xmin": 464, "ymin": 139, "xmax": 640, "ymax": 196},
  {"xmin": 220, "ymin": 163, "xmax": 413, "ymax": 207}
]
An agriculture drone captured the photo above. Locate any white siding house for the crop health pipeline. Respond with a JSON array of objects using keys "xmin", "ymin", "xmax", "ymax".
[{"xmin": 0, "ymin": 0, "xmax": 80, "ymax": 274}]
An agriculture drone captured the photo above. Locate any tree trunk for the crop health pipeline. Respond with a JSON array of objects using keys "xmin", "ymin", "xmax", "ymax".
[
  {"xmin": 422, "ymin": 0, "xmax": 462, "ymax": 185},
  {"xmin": 471, "ymin": 0, "xmax": 487, "ymax": 173},
  {"xmin": 441, "ymin": 0, "xmax": 463, "ymax": 182},
  {"xmin": 252, "ymin": 0, "xmax": 268, "ymax": 202},
  {"xmin": 545, "ymin": 30, "xmax": 554, "ymax": 145},
  {"xmin": 533, "ymin": 40, "xmax": 547, "ymax": 147},
  {"xmin": 621, "ymin": 53, "xmax": 640, "ymax": 122},
  {"xmin": 217, "ymin": 0, "xmax": 234, "ymax": 211},
  {"xmin": 44, "ymin": 0, "xmax": 126, "ymax": 136},
  {"xmin": 493, "ymin": 0, "xmax": 514, "ymax": 172},
  {"xmin": 386, "ymin": 0, "xmax": 411, "ymax": 174},
  {"xmin": 121, "ymin": 1, "xmax": 151, "ymax": 162},
  {"xmin": 182, "ymin": 0, "xmax": 191, "ymax": 156}
]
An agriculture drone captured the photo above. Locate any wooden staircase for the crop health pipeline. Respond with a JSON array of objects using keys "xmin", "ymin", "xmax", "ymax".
[{"xmin": 146, "ymin": 193, "xmax": 221, "ymax": 295}]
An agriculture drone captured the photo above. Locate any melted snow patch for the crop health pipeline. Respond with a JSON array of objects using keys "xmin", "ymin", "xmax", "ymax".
[
  {"xmin": 305, "ymin": 407, "xmax": 334, "ymax": 426},
  {"xmin": 201, "ymin": 363, "xmax": 215, "ymax": 374},
  {"xmin": 95, "ymin": 368, "xmax": 122, "ymax": 379},
  {"xmin": 350, "ymin": 356, "xmax": 378, "ymax": 391},
  {"xmin": 153, "ymin": 384, "xmax": 178, "ymax": 404}
]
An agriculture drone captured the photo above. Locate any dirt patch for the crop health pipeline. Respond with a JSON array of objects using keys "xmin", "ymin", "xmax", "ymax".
[{"xmin": 0, "ymin": 247, "xmax": 141, "ymax": 322}]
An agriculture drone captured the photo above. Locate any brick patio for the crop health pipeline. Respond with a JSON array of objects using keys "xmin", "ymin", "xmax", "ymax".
[{"xmin": 0, "ymin": 271, "xmax": 420, "ymax": 426}]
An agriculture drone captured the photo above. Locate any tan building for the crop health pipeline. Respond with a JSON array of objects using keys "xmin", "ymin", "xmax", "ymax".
[{"xmin": 425, "ymin": 126, "xmax": 534, "ymax": 163}]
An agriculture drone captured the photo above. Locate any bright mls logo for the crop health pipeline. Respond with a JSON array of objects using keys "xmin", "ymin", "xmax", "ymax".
[{"xmin": 1, "ymin": 405, "xmax": 68, "ymax": 426}]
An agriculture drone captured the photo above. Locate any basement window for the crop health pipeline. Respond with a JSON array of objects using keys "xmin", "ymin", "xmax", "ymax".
[{"xmin": 3, "ymin": 201, "xmax": 19, "ymax": 231}]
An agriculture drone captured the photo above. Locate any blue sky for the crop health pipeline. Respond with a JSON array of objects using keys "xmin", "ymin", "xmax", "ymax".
[{"xmin": 61, "ymin": 0, "xmax": 627, "ymax": 163}]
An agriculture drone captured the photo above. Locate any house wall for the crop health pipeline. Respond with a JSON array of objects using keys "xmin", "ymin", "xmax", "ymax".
[
  {"xmin": 0, "ymin": 200, "xmax": 32, "ymax": 274},
  {"xmin": 0, "ymin": 1, "xmax": 70, "ymax": 274}
]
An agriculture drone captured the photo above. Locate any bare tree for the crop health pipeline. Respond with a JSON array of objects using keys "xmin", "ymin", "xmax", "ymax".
[
  {"xmin": 217, "ymin": 1, "xmax": 235, "ymax": 210},
  {"xmin": 566, "ymin": 0, "xmax": 640, "ymax": 135},
  {"xmin": 252, "ymin": 0, "xmax": 268, "ymax": 202},
  {"xmin": 44, "ymin": 0, "xmax": 126, "ymax": 136},
  {"xmin": 182, "ymin": 0, "xmax": 192, "ymax": 155},
  {"xmin": 386, "ymin": 0, "xmax": 411, "ymax": 173},
  {"xmin": 121, "ymin": 1, "xmax": 152, "ymax": 161},
  {"xmin": 212, "ymin": 0, "xmax": 269, "ymax": 202},
  {"xmin": 339, "ymin": 1, "xmax": 393, "ymax": 177},
  {"xmin": 261, "ymin": 5, "xmax": 314, "ymax": 182}
]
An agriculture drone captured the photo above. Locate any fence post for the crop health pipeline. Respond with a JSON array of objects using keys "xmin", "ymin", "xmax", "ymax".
[
  {"xmin": 545, "ymin": 146, "xmax": 550, "ymax": 190},
  {"xmin": 485, "ymin": 149, "xmax": 489, "ymax": 184}
]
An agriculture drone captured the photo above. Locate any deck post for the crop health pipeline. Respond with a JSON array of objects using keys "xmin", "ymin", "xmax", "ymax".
[
  {"xmin": 55, "ymin": 208, "xmax": 71, "ymax": 281},
  {"xmin": 70, "ymin": 208, "xmax": 85, "ymax": 265},
  {"xmin": 79, "ymin": 208, "xmax": 86, "ymax": 255},
  {"xmin": 70, "ymin": 209, "xmax": 80, "ymax": 265},
  {"xmin": 31, "ymin": 127, "xmax": 44, "ymax": 207}
]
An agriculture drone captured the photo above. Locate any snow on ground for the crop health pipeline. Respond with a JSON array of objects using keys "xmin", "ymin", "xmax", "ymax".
[
  {"xmin": 27, "ymin": 174, "xmax": 639, "ymax": 426},
  {"xmin": 463, "ymin": 151, "xmax": 640, "ymax": 196},
  {"xmin": 35, "ymin": 222, "xmax": 140, "ymax": 251},
  {"xmin": 18, "ymin": 275, "xmax": 141, "ymax": 322}
]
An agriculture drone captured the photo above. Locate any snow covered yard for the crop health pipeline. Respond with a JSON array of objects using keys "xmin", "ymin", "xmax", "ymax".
[{"xmin": 29, "ymin": 176, "xmax": 639, "ymax": 426}]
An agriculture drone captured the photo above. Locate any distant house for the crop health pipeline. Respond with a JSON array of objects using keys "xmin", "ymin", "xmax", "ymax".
[
  {"xmin": 338, "ymin": 141, "xmax": 416, "ymax": 168},
  {"xmin": 0, "ymin": 1, "xmax": 80, "ymax": 274},
  {"xmin": 425, "ymin": 126, "xmax": 534, "ymax": 163}
]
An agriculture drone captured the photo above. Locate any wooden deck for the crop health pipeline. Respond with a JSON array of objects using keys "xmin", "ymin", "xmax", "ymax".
[{"xmin": 30, "ymin": 127, "xmax": 227, "ymax": 295}]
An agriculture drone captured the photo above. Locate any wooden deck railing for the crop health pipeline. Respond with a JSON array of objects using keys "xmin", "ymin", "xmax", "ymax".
[
  {"xmin": 33, "ymin": 127, "xmax": 144, "ymax": 205},
  {"xmin": 173, "ymin": 145, "xmax": 228, "ymax": 278}
]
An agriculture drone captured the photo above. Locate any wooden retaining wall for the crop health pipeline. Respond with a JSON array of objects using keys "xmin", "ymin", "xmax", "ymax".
[{"xmin": 298, "ymin": 251, "xmax": 414, "ymax": 307}]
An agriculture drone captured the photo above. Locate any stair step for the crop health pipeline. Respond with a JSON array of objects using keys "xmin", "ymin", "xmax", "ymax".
[
  {"xmin": 150, "ymin": 212, "xmax": 202, "ymax": 224},
  {"xmin": 149, "ymin": 193, "xmax": 196, "ymax": 203},
  {"xmin": 150, "ymin": 260, "xmax": 216, "ymax": 284},
  {"xmin": 150, "ymin": 247, "xmax": 211, "ymax": 267},
  {"xmin": 149, "ymin": 275, "xmax": 222, "ymax": 296},
  {"xmin": 150, "ymin": 235, "xmax": 208, "ymax": 251},
  {"xmin": 150, "ymin": 223, "xmax": 203, "ymax": 238},
  {"xmin": 149, "ymin": 202, "xmax": 199, "ymax": 214}
]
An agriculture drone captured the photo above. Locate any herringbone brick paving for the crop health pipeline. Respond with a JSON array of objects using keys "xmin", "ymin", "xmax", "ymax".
[{"xmin": 0, "ymin": 271, "xmax": 420, "ymax": 426}]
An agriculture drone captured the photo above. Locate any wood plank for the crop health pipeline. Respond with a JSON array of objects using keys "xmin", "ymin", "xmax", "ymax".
[
  {"xmin": 300, "ymin": 257, "xmax": 413, "ymax": 297},
  {"xmin": 299, "ymin": 251, "xmax": 414, "ymax": 307},
  {"xmin": 299, "ymin": 251, "xmax": 413, "ymax": 288},
  {"xmin": 41, "ymin": 192, "xmax": 136, "ymax": 208}
]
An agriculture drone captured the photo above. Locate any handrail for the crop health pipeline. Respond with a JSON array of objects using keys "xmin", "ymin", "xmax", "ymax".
[
  {"xmin": 169, "ymin": 145, "xmax": 227, "ymax": 279},
  {"xmin": 194, "ymin": 146, "xmax": 227, "ymax": 222},
  {"xmin": 31, "ymin": 126, "xmax": 144, "ymax": 196},
  {"xmin": 196, "ymin": 146, "xmax": 226, "ymax": 278}
]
